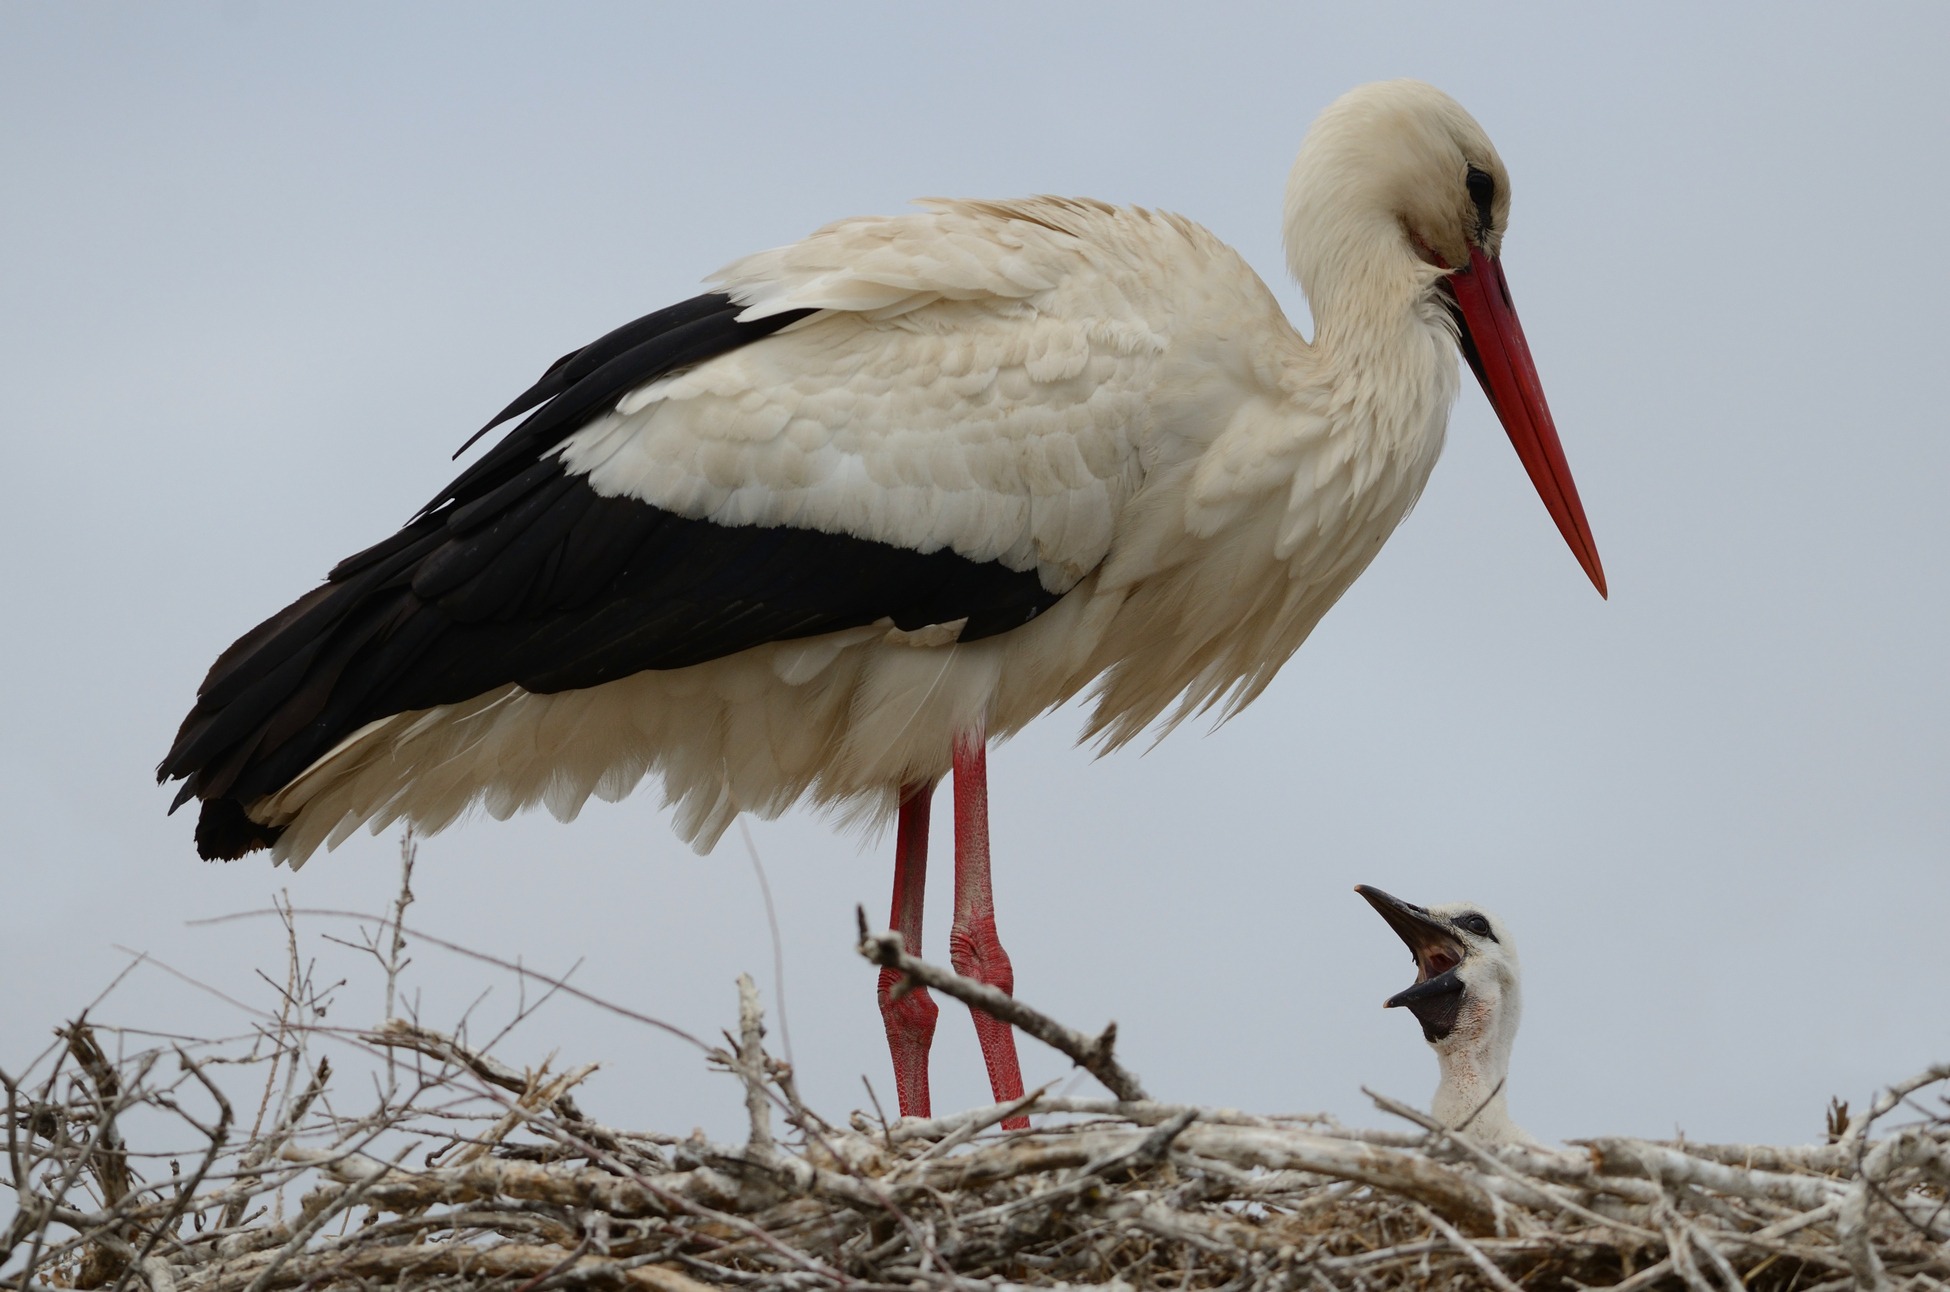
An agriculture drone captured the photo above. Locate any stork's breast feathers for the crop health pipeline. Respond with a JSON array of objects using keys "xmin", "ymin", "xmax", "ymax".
[{"xmin": 560, "ymin": 201, "xmax": 1179, "ymax": 591}]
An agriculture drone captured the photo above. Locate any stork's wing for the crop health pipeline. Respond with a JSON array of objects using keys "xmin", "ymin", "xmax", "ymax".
[{"xmin": 160, "ymin": 200, "xmax": 1161, "ymax": 857}]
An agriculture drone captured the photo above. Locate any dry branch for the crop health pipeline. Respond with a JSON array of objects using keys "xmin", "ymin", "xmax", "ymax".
[
  {"xmin": 854, "ymin": 907, "xmax": 1147, "ymax": 1102},
  {"xmin": 7, "ymin": 893, "xmax": 1947, "ymax": 1292}
]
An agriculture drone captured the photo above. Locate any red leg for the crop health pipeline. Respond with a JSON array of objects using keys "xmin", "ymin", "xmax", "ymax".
[
  {"xmin": 877, "ymin": 781, "xmax": 939, "ymax": 1120},
  {"xmin": 948, "ymin": 733, "xmax": 1029, "ymax": 1130}
]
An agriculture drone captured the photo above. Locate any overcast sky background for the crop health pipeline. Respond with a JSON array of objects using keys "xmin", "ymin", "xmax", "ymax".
[{"xmin": 3, "ymin": 4, "xmax": 1946, "ymax": 1155}]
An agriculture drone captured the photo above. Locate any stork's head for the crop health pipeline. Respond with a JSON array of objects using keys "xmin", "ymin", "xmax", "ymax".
[
  {"xmin": 1285, "ymin": 79, "xmax": 1509, "ymax": 275},
  {"xmin": 1355, "ymin": 885, "xmax": 1522, "ymax": 1064},
  {"xmin": 1285, "ymin": 80, "xmax": 1607, "ymax": 598},
  {"xmin": 1285, "ymin": 80, "xmax": 1509, "ymax": 302}
]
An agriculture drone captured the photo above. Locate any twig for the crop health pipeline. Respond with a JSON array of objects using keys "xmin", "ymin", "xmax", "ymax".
[
  {"xmin": 109, "ymin": 1049, "xmax": 233, "ymax": 1292},
  {"xmin": 363, "ymin": 1021, "xmax": 584, "ymax": 1123},
  {"xmin": 737, "ymin": 822, "xmax": 793, "ymax": 1073},
  {"xmin": 854, "ymin": 907, "xmax": 1148, "ymax": 1102},
  {"xmin": 1582, "ymin": 1137, "xmax": 1842, "ymax": 1209},
  {"xmin": 734, "ymin": 976, "xmax": 771, "ymax": 1155},
  {"xmin": 382, "ymin": 829, "xmax": 417, "ymax": 1028},
  {"xmin": 239, "ymin": 1141, "xmax": 414, "ymax": 1292},
  {"xmin": 1412, "ymin": 1203, "xmax": 1524, "ymax": 1292},
  {"xmin": 220, "ymin": 1054, "xmax": 329, "ymax": 1232}
]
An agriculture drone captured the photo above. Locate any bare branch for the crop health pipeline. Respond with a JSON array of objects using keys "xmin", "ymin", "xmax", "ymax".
[
  {"xmin": 362, "ymin": 1022, "xmax": 585, "ymax": 1124},
  {"xmin": 5, "ymin": 885, "xmax": 1942, "ymax": 1292},
  {"xmin": 732, "ymin": 976, "xmax": 770, "ymax": 1155},
  {"xmin": 854, "ymin": 906, "xmax": 1148, "ymax": 1102}
]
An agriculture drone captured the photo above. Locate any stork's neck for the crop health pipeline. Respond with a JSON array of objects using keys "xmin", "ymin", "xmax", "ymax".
[
  {"xmin": 1427, "ymin": 988, "xmax": 1530, "ymax": 1146},
  {"xmin": 1430, "ymin": 1043, "xmax": 1520, "ymax": 1145},
  {"xmin": 1296, "ymin": 233, "xmax": 1451, "ymax": 354},
  {"xmin": 1280, "ymin": 219, "xmax": 1460, "ymax": 487}
]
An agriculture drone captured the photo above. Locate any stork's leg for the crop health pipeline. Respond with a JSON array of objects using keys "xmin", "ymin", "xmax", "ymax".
[
  {"xmin": 949, "ymin": 733, "xmax": 1029, "ymax": 1129},
  {"xmin": 877, "ymin": 781, "xmax": 939, "ymax": 1120}
]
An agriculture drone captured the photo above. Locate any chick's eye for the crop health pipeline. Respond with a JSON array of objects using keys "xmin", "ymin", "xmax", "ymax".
[{"xmin": 1457, "ymin": 914, "xmax": 1492, "ymax": 937}]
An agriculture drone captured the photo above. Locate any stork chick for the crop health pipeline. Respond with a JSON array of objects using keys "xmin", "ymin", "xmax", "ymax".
[{"xmin": 1356, "ymin": 885, "xmax": 1535, "ymax": 1147}]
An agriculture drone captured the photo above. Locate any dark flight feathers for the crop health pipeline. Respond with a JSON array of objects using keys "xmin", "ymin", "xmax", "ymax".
[{"xmin": 160, "ymin": 292, "xmax": 1065, "ymax": 860}]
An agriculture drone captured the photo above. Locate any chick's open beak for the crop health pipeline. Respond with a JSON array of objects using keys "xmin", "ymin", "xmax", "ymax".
[{"xmin": 1356, "ymin": 885, "xmax": 1468, "ymax": 1043}]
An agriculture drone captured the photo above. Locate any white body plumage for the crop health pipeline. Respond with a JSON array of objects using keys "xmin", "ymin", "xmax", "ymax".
[
  {"xmin": 265, "ymin": 190, "xmax": 1453, "ymax": 862},
  {"xmin": 165, "ymin": 80, "xmax": 1601, "ymax": 868}
]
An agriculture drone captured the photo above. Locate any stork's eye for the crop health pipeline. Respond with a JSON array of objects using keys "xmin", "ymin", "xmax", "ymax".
[
  {"xmin": 1456, "ymin": 913, "xmax": 1493, "ymax": 938},
  {"xmin": 1465, "ymin": 166, "xmax": 1495, "ymax": 237}
]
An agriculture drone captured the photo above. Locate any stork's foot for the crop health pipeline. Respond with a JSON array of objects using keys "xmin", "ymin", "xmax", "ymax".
[
  {"xmin": 877, "ymin": 965, "xmax": 939, "ymax": 1119},
  {"xmin": 950, "ymin": 914, "xmax": 1028, "ymax": 1128}
]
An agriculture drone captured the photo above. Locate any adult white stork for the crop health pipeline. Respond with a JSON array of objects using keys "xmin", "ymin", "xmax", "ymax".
[
  {"xmin": 161, "ymin": 80, "xmax": 1603, "ymax": 1127},
  {"xmin": 1357, "ymin": 886, "xmax": 1535, "ymax": 1147}
]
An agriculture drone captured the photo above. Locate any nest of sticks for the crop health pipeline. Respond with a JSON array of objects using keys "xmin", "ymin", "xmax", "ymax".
[{"xmin": 4, "ymin": 851, "xmax": 1947, "ymax": 1292}]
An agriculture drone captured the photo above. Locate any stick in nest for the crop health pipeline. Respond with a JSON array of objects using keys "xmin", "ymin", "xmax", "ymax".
[
  {"xmin": 5, "ymin": 889, "xmax": 1947, "ymax": 1292},
  {"xmin": 854, "ymin": 905, "xmax": 1149, "ymax": 1103}
]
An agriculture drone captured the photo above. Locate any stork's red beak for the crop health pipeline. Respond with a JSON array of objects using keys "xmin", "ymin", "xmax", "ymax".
[{"xmin": 1446, "ymin": 246, "xmax": 1607, "ymax": 598}]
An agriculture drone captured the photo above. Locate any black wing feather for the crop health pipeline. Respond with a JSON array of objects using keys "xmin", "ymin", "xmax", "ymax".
[
  {"xmin": 162, "ymin": 291, "xmax": 1067, "ymax": 859},
  {"xmin": 453, "ymin": 293, "xmax": 740, "ymax": 458}
]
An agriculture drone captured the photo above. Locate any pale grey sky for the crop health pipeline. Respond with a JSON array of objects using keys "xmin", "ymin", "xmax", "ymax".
[{"xmin": 2, "ymin": 3, "xmax": 1946, "ymax": 1151}]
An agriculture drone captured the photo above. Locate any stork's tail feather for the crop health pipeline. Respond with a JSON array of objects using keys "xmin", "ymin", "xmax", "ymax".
[{"xmin": 195, "ymin": 798, "xmax": 285, "ymax": 861}]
